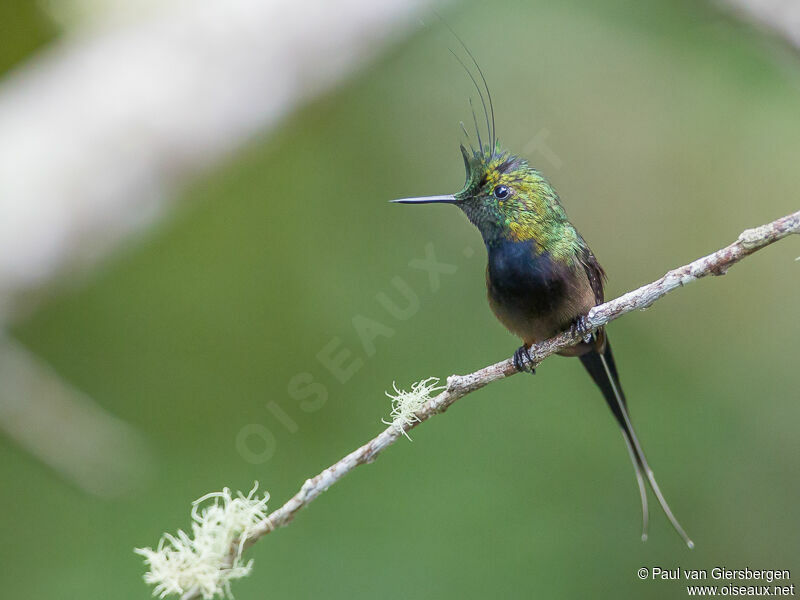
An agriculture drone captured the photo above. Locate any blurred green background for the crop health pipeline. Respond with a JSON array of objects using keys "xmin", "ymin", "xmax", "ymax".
[{"xmin": 1, "ymin": 0, "xmax": 798, "ymax": 598}]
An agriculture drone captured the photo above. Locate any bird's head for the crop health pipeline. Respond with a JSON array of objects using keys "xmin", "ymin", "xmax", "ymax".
[{"xmin": 392, "ymin": 143, "xmax": 570, "ymax": 248}]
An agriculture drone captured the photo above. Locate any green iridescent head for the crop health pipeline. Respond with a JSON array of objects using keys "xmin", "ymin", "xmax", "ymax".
[
  {"xmin": 392, "ymin": 142, "xmax": 576, "ymax": 252},
  {"xmin": 391, "ymin": 39, "xmax": 580, "ymax": 257}
]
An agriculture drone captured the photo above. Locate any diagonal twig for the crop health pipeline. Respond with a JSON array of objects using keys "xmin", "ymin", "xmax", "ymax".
[{"xmin": 181, "ymin": 209, "xmax": 799, "ymax": 600}]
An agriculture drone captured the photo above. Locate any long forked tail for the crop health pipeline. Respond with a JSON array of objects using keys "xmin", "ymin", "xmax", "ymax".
[{"xmin": 579, "ymin": 341, "xmax": 694, "ymax": 548}]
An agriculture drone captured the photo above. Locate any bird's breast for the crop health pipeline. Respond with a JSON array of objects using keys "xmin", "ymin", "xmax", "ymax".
[{"xmin": 486, "ymin": 239, "xmax": 593, "ymax": 344}]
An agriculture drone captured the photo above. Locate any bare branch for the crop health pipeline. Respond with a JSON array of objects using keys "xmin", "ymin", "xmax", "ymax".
[{"xmin": 180, "ymin": 209, "xmax": 799, "ymax": 600}]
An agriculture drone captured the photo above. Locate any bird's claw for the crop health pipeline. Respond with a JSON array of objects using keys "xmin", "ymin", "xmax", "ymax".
[
  {"xmin": 569, "ymin": 315, "xmax": 593, "ymax": 343},
  {"xmin": 513, "ymin": 345, "xmax": 536, "ymax": 374}
]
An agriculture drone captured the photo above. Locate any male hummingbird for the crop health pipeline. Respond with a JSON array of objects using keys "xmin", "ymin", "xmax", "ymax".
[{"xmin": 391, "ymin": 67, "xmax": 692, "ymax": 547}]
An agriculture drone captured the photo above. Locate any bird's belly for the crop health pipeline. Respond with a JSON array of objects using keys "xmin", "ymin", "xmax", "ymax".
[{"xmin": 486, "ymin": 242, "xmax": 593, "ymax": 344}]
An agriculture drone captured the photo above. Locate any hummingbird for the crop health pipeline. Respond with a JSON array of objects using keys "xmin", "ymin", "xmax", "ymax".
[{"xmin": 390, "ymin": 53, "xmax": 693, "ymax": 548}]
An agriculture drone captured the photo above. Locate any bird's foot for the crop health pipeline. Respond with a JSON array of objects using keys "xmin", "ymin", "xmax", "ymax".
[
  {"xmin": 569, "ymin": 315, "xmax": 593, "ymax": 343},
  {"xmin": 513, "ymin": 345, "xmax": 536, "ymax": 374}
]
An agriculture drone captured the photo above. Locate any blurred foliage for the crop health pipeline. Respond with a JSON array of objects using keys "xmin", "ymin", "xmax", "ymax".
[
  {"xmin": 1, "ymin": 0, "xmax": 799, "ymax": 598},
  {"xmin": 0, "ymin": 1, "xmax": 56, "ymax": 76}
]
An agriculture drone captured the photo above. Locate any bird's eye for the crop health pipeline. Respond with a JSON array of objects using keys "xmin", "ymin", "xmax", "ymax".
[{"xmin": 493, "ymin": 185, "xmax": 510, "ymax": 200}]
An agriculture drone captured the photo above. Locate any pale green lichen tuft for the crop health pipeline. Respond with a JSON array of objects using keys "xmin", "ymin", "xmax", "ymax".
[
  {"xmin": 135, "ymin": 483, "xmax": 269, "ymax": 600},
  {"xmin": 382, "ymin": 377, "xmax": 445, "ymax": 440}
]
